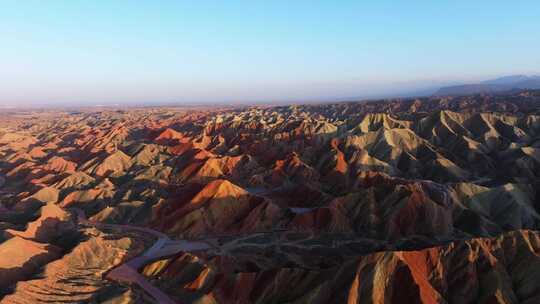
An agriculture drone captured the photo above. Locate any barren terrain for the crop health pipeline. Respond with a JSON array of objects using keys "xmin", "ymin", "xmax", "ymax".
[{"xmin": 1, "ymin": 90, "xmax": 540, "ymax": 303}]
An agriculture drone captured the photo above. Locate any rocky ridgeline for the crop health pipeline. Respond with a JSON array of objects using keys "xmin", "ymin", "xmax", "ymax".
[{"xmin": 0, "ymin": 90, "xmax": 539, "ymax": 303}]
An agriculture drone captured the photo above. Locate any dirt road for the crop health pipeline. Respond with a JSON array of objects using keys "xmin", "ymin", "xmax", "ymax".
[{"xmin": 74, "ymin": 208, "xmax": 212, "ymax": 304}]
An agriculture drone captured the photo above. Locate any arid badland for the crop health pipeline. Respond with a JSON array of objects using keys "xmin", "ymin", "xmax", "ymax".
[{"xmin": 2, "ymin": 90, "xmax": 540, "ymax": 303}]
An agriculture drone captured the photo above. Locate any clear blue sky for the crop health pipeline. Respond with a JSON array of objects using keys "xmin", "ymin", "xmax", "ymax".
[{"xmin": 1, "ymin": 1, "xmax": 539, "ymax": 105}]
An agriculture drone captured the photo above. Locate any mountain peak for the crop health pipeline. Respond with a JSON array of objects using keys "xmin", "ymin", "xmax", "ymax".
[
  {"xmin": 482, "ymin": 74, "xmax": 537, "ymax": 85},
  {"xmin": 435, "ymin": 74, "xmax": 540, "ymax": 96}
]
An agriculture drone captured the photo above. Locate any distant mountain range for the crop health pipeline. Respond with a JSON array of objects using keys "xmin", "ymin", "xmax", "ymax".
[{"xmin": 435, "ymin": 75, "xmax": 540, "ymax": 96}]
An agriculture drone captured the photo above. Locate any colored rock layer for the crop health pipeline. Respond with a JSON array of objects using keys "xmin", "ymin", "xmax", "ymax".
[{"xmin": 1, "ymin": 90, "xmax": 540, "ymax": 303}]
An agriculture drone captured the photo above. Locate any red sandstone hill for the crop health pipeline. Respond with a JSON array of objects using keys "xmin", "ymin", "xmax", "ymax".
[
  {"xmin": 143, "ymin": 229, "xmax": 540, "ymax": 304},
  {"xmin": 0, "ymin": 90, "xmax": 540, "ymax": 302},
  {"xmin": 152, "ymin": 179, "xmax": 282, "ymax": 237}
]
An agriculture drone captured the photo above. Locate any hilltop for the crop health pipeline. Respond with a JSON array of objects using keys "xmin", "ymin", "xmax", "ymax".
[{"xmin": 1, "ymin": 90, "xmax": 540, "ymax": 303}]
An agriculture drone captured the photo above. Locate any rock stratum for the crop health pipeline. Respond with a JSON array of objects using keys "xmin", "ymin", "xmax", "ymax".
[{"xmin": 1, "ymin": 90, "xmax": 540, "ymax": 303}]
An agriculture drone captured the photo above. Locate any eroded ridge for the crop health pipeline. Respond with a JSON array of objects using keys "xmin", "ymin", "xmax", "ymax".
[{"xmin": 1, "ymin": 91, "xmax": 540, "ymax": 303}]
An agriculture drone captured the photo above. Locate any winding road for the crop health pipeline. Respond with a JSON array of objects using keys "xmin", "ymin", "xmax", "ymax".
[
  {"xmin": 73, "ymin": 209, "xmax": 214, "ymax": 304},
  {"xmin": 71, "ymin": 187, "xmax": 294, "ymax": 303}
]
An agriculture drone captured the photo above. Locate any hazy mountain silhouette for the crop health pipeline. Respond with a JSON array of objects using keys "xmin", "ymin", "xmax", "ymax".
[{"xmin": 435, "ymin": 75, "xmax": 540, "ymax": 96}]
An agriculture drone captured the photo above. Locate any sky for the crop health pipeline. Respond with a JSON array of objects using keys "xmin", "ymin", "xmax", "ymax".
[{"xmin": 0, "ymin": 1, "xmax": 539, "ymax": 106}]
